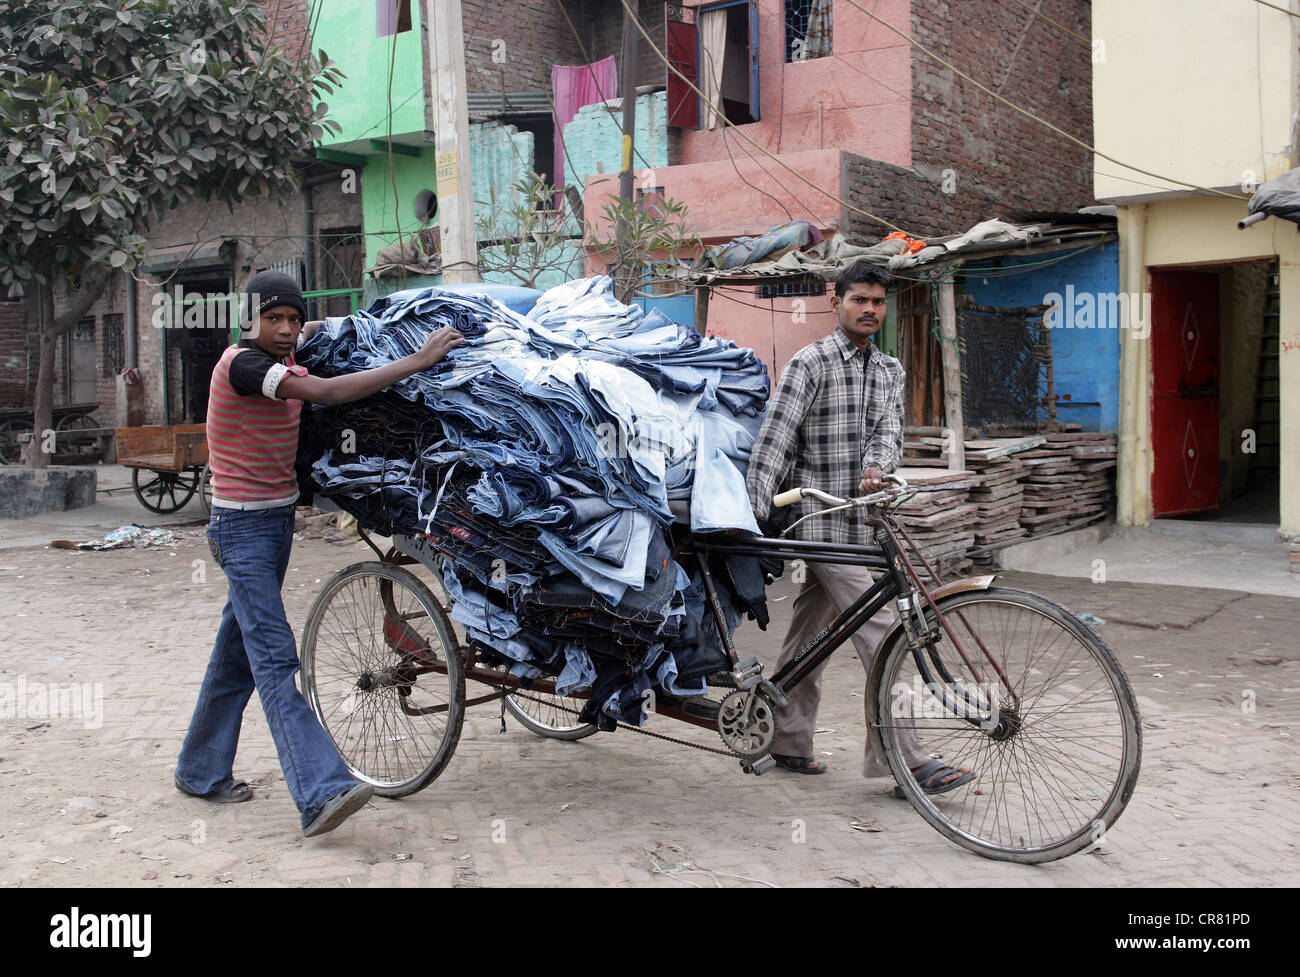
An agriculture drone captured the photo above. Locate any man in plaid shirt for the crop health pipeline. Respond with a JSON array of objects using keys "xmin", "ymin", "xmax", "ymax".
[{"xmin": 747, "ymin": 261, "xmax": 972, "ymax": 794}]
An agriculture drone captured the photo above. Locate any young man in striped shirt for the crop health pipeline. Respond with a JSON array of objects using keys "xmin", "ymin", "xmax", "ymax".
[{"xmin": 175, "ymin": 271, "xmax": 462, "ymax": 837}]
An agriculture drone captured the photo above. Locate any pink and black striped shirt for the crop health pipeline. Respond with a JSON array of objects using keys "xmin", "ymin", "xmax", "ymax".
[{"xmin": 206, "ymin": 345, "xmax": 309, "ymax": 509}]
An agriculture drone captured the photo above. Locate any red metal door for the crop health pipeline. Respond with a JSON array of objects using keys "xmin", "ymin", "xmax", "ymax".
[
  {"xmin": 665, "ymin": 6, "xmax": 699, "ymax": 129},
  {"xmin": 1150, "ymin": 269, "xmax": 1220, "ymax": 516}
]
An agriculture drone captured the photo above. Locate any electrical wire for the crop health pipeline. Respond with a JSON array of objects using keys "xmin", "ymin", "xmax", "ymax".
[
  {"xmin": 524, "ymin": 0, "xmax": 580, "ymax": 203},
  {"xmin": 1004, "ymin": 0, "xmax": 1090, "ymax": 45},
  {"xmin": 994, "ymin": 0, "xmax": 1045, "ymax": 94},
  {"xmin": 826, "ymin": 40, "xmax": 1101, "ymax": 219},
  {"xmin": 385, "ymin": 14, "xmax": 404, "ymax": 287},
  {"xmin": 548, "ymin": 0, "xmax": 655, "ymax": 173},
  {"xmin": 1252, "ymin": 0, "xmax": 1300, "ymax": 17}
]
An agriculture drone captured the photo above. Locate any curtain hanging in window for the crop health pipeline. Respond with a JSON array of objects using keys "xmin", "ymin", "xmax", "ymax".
[
  {"xmin": 551, "ymin": 55, "xmax": 619, "ymax": 198},
  {"xmin": 699, "ymin": 8, "xmax": 728, "ymax": 130},
  {"xmin": 807, "ymin": 0, "xmax": 832, "ymax": 59}
]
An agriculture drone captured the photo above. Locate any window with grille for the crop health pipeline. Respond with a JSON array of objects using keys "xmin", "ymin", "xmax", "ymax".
[
  {"xmin": 102, "ymin": 314, "xmax": 125, "ymax": 378},
  {"xmin": 757, "ymin": 276, "xmax": 826, "ymax": 299},
  {"xmin": 785, "ymin": 0, "xmax": 833, "ymax": 62}
]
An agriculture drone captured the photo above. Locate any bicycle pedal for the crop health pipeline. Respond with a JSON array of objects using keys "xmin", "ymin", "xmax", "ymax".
[
  {"xmin": 705, "ymin": 671, "xmax": 737, "ymax": 688},
  {"xmin": 741, "ymin": 754, "xmax": 776, "ymax": 776},
  {"xmin": 731, "ymin": 655, "xmax": 763, "ymax": 690}
]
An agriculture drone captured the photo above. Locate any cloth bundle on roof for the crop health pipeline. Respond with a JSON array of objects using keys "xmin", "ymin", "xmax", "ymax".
[
  {"xmin": 1245, "ymin": 167, "xmax": 1300, "ymax": 226},
  {"xmin": 296, "ymin": 277, "xmax": 772, "ymax": 729},
  {"xmin": 703, "ymin": 221, "xmax": 823, "ymax": 270}
]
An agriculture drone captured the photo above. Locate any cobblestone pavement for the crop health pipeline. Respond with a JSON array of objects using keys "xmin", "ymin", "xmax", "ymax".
[{"xmin": 1, "ymin": 521, "xmax": 1297, "ymax": 887}]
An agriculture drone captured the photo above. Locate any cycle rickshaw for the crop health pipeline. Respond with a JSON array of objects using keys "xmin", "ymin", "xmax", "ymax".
[{"xmin": 300, "ymin": 475, "xmax": 1141, "ymax": 863}]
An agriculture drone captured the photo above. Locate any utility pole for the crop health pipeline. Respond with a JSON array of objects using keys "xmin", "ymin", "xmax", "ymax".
[
  {"xmin": 422, "ymin": 0, "xmax": 479, "ymax": 283},
  {"xmin": 615, "ymin": 1, "xmax": 639, "ymax": 301}
]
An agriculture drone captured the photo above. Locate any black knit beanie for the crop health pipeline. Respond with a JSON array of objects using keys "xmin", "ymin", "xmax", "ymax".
[{"xmin": 243, "ymin": 270, "xmax": 307, "ymax": 325}]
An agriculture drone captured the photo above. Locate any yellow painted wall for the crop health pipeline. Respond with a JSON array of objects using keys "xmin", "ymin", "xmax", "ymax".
[
  {"xmin": 1115, "ymin": 197, "xmax": 1300, "ymax": 536},
  {"xmin": 1093, "ymin": 0, "xmax": 1296, "ymax": 200}
]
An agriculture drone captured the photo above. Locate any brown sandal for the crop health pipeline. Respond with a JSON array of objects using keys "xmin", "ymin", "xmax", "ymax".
[{"xmin": 771, "ymin": 754, "xmax": 828, "ymax": 775}]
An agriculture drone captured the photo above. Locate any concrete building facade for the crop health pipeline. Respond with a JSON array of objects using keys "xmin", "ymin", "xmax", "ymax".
[{"xmin": 1092, "ymin": 0, "xmax": 1299, "ymax": 539}]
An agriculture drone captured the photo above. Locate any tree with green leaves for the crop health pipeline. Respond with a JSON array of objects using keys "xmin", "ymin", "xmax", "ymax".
[
  {"xmin": 475, "ymin": 171, "xmax": 583, "ymax": 290},
  {"xmin": 586, "ymin": 192, "xmax": 701, "ymax": 306},
  {"xmin": 0, "ymin": 0, "xmax": 342, "ymax": 467}
]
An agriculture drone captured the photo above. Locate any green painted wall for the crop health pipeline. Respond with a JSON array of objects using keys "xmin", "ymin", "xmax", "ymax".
[
  {"xmin": 314, "ymin": 5, "xmax": 426, "ymax": 146},
  {"xmin": 363, "ymin": 151, "xmax": 439, "ymax": 269}
]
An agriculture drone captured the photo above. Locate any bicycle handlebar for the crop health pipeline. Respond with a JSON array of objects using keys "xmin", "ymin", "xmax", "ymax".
[{"xmin": 772, "ymin": 474, "xmax": 910, "ymax": 509}]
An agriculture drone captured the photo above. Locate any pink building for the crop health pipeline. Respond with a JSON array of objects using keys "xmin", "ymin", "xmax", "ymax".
[{"xmin": 583, "ymin": 0, "xmax": 1094, "ymax": 376}]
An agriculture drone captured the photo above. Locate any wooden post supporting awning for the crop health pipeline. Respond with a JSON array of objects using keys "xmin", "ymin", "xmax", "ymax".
[{"xmin": 936, "ymin": 278, "xmax": 966, "ymax": 472}]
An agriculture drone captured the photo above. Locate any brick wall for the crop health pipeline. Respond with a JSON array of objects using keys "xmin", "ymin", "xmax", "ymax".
[
  {"xmin": 263, "ymin": 0, "xmax": 313, "ymax": 56},
  {"xmin": 579, "ymin": 0, "xmax": 669, "ymax": 92},
  {"xmin": 457, "ymin": 1, "xmax": 668, "ymax": 98},
  {"xmin": 461, "ymin": 1, "xmax": 586, "ymax": 96},
  {"xmin": 905, "ymin": 0, "xmax": 1095, "ymax": 236},
  {"xmin": 841, "ymin": 152, "xmax": 956, "ymax": 243}
]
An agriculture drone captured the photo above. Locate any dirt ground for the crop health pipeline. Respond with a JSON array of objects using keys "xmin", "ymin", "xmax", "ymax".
[{"xmin": 1, "ymin": 510, "xmax": 1299, "ymax": 887}]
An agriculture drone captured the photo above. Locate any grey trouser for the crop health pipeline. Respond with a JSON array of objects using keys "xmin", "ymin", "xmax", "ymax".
[{"xmin": 769, "ymin": 561, "xmax": 927, "ymax": 776}]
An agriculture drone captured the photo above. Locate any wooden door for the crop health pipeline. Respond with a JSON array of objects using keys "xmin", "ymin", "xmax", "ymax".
[{"xmin": 1151, "ymin": 269, "xmax": 1220, "ymax": 516}]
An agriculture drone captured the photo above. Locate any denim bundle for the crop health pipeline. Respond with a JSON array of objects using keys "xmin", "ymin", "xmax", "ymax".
[{"xmin": 296, "ymin": 277, "xmax": 770, "ymax": 728}]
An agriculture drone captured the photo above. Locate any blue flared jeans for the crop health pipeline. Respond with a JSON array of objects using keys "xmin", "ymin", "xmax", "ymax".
[{"xmin": 175, "ymin": 504, "xmax": 359, "ymax": 829}]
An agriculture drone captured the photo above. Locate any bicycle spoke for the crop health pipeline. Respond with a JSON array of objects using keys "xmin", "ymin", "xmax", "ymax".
[
  {"xmin": 880, "ymin": 590, "xmax": 1139, "ymax": 860},
  {"xmin": 302, "ymin": 566, "xmax": 463, "ymax": 793}
]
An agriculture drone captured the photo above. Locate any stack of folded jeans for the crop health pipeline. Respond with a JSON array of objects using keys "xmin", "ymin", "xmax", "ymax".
[{"xmin": 296, "ymin": 277, "xmax": 771, "ymax": 728}]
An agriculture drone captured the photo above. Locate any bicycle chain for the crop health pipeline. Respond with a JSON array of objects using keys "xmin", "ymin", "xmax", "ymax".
[{"xmin": 506, "ymin": 688, "xmax": 745, "ymax": 759}]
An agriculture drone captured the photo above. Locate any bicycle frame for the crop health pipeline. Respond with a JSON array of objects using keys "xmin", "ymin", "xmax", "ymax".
[
  {"xmin": 363, "ymin": 492, "xmax": 1013, "ymax": 740},
  {"xmin": 684, "ymin": 508, "xmax": 1012, "ymax": 733}
]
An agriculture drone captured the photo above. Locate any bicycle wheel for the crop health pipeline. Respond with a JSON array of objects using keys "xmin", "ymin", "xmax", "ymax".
[
  {"xmin": 503, "ymin": 688, "xmax": 598, "ymax": 740},
  {"xmin": 301, "ymin": 562, "xmax": 465, "ymax": 797},
  {"xmin": 874, "ymin": 587, "xmax": 1141, "ymax": 863},
  {"xmin": 132, "ymin": 468, "xmax": 198, "ymax": 513}
]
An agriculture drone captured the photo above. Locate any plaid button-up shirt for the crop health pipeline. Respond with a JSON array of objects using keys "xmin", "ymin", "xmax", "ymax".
[{"xmin": 746, "ymin": 327, "xmax": 905, "ymax": 543}]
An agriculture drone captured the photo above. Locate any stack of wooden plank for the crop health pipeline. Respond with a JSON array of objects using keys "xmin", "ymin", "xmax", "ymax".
[
  {"xmin": 1016, "ymin": 433, "xmax": 1116, "ymax": 538},
  {"xmin": 891, "ymin": 467, "xmax": 980, "ymax": 576},
  {"xmin": 897, "ymin": 428, "xmax": 1117, "ymax": 570}
]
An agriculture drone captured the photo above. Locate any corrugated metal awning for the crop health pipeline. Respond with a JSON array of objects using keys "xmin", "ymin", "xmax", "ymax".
[{"xmin": 467, "ymin": 91, "xmax": 553, "ymax": 118}]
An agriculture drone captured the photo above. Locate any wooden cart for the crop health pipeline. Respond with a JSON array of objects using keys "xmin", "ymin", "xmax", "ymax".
[{"xmin": 115, "ymin": 424, "xmax": 211, "ymax": 514}]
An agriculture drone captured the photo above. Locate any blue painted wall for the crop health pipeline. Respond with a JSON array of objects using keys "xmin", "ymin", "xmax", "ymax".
[
  {"xmin": 565, "ymin": 92, "xmax": 672, "ymax": 187},
  {"xmin": 960, "ymin": 241, "xmax": 1121, "ymax": 432}
]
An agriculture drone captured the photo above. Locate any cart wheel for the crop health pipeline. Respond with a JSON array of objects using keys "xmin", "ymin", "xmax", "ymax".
[
  {"xmin": 0, "ymin": 418, "xmax": 33, "ymax": 464},
  {"xmin": 132, "ymin": 467, "xmax": 199, "ymax": 513},
  {"xmin": 55, "ymin": 412, "xmax": 99, "ymax": 459},
  {"xmin": 301, "ymin": 562, "xmax": 465, "ymax": 797},
  {"xmin": 503, "ymin": 689, "xmax": 598, "ymax": 740},
  {"xmin": 198, "ymin": 462, "xmax": 212, "ymax": 515}
]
